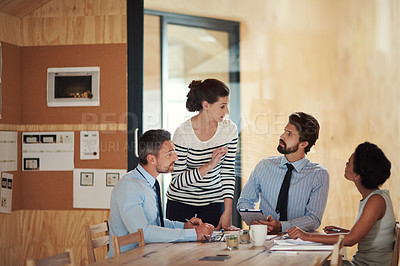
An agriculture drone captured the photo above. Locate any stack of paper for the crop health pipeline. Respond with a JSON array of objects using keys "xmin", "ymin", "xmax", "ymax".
[{"xmin": 271, "ymin": 239, "xmax": 334, "ymax": 251}]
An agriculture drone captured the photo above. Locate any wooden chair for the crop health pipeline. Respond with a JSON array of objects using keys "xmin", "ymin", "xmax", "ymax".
[
  {"xmin": 112, "ymin": 229, "xmax": 145, "ymax": 256},
  {"xmin": 85, "ymin": 220, "xmax": 110, "ymax": 264},
  {"xmin": 331, "ymin": 235, "xmax": 345, "ymax": 266},
  {"xmin": 392, "ymin": 222, "xmax": 400, "ymax": 266},
  {"xmin": 26, "ymin": 249, "xmax": 74, "ymax": 266}
]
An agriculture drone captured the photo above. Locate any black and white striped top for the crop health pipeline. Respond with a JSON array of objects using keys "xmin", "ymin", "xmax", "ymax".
[{"xmin": 166, "ymin": 119, "xmax": 238, "ymax": 206}]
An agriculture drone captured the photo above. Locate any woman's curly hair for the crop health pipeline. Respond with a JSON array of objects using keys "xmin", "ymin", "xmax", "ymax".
[{"xmin": 353, "ymin": 142, "xmax": 391, "ymax": 189}]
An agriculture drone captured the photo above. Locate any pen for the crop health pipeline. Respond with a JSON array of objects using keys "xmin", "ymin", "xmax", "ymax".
[
  {"xmin": 185, "ymin": 218, "xmax": 195, "ymax": 225},
  {"xmin": 325, "ymin": 228, "xmax": 341, "ymax": 232}
]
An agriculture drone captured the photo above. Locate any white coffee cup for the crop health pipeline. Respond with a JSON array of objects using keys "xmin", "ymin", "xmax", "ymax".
[{"xmin": 249, "ymin": 224, "xmax": 267, "ymax": 246}]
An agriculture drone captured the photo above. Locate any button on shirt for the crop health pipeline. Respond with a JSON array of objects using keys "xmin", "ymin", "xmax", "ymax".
[
  {"xmin": 237, "ymin": 156, "xmax": 329, "ymax": 232},
  {"xmin": 107, "ymin": 165, "xmax": 197, "ymax": 257}
]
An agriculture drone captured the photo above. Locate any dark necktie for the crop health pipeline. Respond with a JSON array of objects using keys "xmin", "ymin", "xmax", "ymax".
[
  {"xmin": 154, "ymin": 179, "xmax": 165, "ymax": 227},
  {"xmin": 276, "ymin": 163, "xmax": 295, "ymax": 221}
]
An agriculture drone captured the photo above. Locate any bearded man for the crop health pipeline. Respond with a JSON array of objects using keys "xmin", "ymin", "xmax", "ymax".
[{"xmin": 237, "ymin": 112, "xmax": 329, "ymax": 233}]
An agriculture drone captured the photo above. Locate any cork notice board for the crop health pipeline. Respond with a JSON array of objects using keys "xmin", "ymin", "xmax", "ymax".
[{"xmin": 18, "ymin": 44, "xmax": 128, "ymax": 210}]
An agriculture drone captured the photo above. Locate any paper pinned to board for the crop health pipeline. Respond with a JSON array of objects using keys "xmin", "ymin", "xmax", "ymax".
[
  {"xmin": 0, "ymin": 172, "xmax": 13, "ymax": 213},
  {"xmin": 22, "ymin": 131, "xmax": 74, "ymax": 171},
  {"xmin": 80, "ymin": 131, "xmax": 99, "ymax": 160},
  {"xmin": 0, "ymin": 131, "xmax": 17, "ymax": 171}
]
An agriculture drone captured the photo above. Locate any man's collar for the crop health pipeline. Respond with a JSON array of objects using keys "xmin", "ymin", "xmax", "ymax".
[
  {"xmin": 281, "ymin": 156, "xmax": 308, "ymax": 172},
  {"xmin": 137, "ymin": 164, "xmax": 156, "ymax": 187}
]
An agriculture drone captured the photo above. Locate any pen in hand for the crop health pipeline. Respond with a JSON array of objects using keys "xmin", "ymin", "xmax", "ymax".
[
  {"xmin": 185, "ymin": 218, "xmax": 196, "ymax": 225},
  {"xmin": 325, "ymin": 228, "xmax": 341, "ymax": 232},
  {"xmin": 186, "ymin": 214, "xmax": 199, "ymax": 226}
]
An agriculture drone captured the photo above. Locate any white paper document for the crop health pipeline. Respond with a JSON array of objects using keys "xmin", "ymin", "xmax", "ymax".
[
  {"xmin": 0, "ymin": 131, "xmax": 17, "ymax": 171},
  {"xmin": 266, "ymin": 235, "xmax": 279, "ymax": 240},
  {"xmin": 80, "ymin": 131, "xmax": 99, "ymax": 160},
  {"xmin": 0, "ymin": 172, "xmax": 13, "ymax": 213},
  {"xmin": 271, "ymin": 239, "xmax": 334, "ymax": 251},
  {"xmin": 22, "ymin": 132, "xmax": 74, "ymax": 171}
]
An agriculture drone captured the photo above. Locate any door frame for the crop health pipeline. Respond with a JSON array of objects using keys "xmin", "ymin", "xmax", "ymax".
[
  {"xmin": 127, "ymin": 0, "xmax": 144, "ymax": 170},
  {"xmin": 127, "ymin": 2, "xmax": 242, "ymax": 227},
  {"xmin": 144, "ymin": 9, "xmax": 241, "ymax": 131}
]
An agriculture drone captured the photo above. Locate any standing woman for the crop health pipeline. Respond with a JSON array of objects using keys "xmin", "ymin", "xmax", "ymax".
[
  {"xmin": 166, "ymin": 79, "xmax": 238, "ymax": 230},
  {"xmin": 288, "ymin": 142, "xmax": 396, "ymax": 266}
]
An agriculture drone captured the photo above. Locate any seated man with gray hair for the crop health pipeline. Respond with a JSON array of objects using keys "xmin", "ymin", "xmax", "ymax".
[{"xmin": 107, "ymin": 129, "xmax": 214, "ymax": 257}]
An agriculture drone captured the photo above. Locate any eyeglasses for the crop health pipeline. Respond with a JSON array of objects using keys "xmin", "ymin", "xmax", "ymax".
[{"xmin": 201, "ymin": 233, "xmax": 225, "ymax": 243}]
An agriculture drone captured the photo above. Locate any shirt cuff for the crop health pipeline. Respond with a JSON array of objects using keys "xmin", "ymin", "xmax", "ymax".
[
  {"xmin": 184, "ymin": 228, "xmax": 197, "ymax": 241},
  {"xmin": 175, "ymin": 221, "xmax": 185, "ymax": 228},
  {"xmin": 280, "ymin": 221, "xmax": 290, "ymax": 232}
]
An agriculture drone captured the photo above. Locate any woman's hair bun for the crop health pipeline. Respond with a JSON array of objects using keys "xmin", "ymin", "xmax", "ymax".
[
  {"xmin": 186, "ymin": 80, "xmax": 203, "ymax": 111},
  {"xmin": 188, "ymin": 80, "xmax": 202, "ymax": 89},
  {"xmin": 185, "ymin": 78, "xmax": 229, "ymax": 112}
]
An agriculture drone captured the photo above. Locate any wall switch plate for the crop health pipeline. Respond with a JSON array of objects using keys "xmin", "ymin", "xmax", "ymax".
[
  {"xmin": 106, "ymin": 173, "xmax": 120, "ymax": 187},
  {"xmin": 80, "ymin": 172, "xmax": 94, "ymax": 186}
]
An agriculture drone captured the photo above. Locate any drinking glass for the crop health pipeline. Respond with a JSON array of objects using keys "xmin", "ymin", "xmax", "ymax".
[{"xmin": 226, "ymin": 233, "xmax": 239, "ymax": 250}]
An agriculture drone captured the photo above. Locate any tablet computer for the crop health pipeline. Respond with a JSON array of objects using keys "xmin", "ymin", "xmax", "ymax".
[{"xmin": 238, "ymin": 209, "xmax": 268, "ymax": 226}]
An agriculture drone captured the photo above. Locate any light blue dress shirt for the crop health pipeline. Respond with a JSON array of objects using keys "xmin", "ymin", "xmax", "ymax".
[
  {"xmin": 107, "ymin": 165, "xmax": 197, "ymax": 257},
  {"xmin": 237, "ymin": 156, "xmax": 329, "ymax": 232}
]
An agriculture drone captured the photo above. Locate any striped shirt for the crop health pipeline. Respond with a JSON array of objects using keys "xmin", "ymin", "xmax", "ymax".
[
  {"xmin": 166, "ymin": 119, "xmax": 238, "ymax": 206},
  {"xmin": 237, "ymin": 156, "xmax": 329, "ymax": 232}
]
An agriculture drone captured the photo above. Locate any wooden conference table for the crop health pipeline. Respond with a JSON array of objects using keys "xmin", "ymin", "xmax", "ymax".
[{"xmin": 94, "ymin": 238, "xmax": 332, "ymax": 266}]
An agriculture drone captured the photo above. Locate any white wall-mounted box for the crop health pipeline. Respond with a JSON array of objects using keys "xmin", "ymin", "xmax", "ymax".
[{"xmin": 47, "ymin": 67, "xmax": 100, "ymax": 107}]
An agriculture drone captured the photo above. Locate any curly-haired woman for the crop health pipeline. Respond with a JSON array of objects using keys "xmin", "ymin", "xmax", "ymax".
[{"xmin": 288, "ymin": 142, "xmax": 396, "ymax": 266}]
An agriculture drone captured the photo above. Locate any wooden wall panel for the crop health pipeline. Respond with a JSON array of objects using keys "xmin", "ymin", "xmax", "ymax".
[
  {"xmin": 22, "ymin": 15, "xmax": 126, "ymax": 46},
  {"xmin": 21, "ymin": 0, "xmax": 126, "ymax": 46},
  {"xmin": 0, "ymin": 210, "xmax": 110, "ymax": 266},
  {"xmin": 0, "ymin": 12, "xmax": 21, "ymax": 45},
  {"xmin": 0, "ymin": 0, "xmax": 52, "ymax": 18},
  {"xmin": 25, "ymin": 0, "xmax": 125, "ymax": 18},
  {"xmin": 0, "ymin": 211, "xmax": 22, "ymax": 266},
  {"xmin": 0, "ymin": 123, "xmax": 126, "ymax": 132}
]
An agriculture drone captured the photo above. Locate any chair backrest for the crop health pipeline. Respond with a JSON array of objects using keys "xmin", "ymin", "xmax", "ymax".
[
  {"xmin": 26, "ymin": 249, "xmax": 74, "ymax": 266},
  {"xmin": 112, "ymin": 229, "xmax": 145, "ymax": 256},
  {"xmin": 85, "ymin": 220, "xmax": 110, "ymax": 264},
  {"xmin": 331, "ymin": 235, "xmax": 345, "ymax": 266},
  {"xmin": 391, "ymin": 222, "xmax": 400, "ymax": 266}
]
